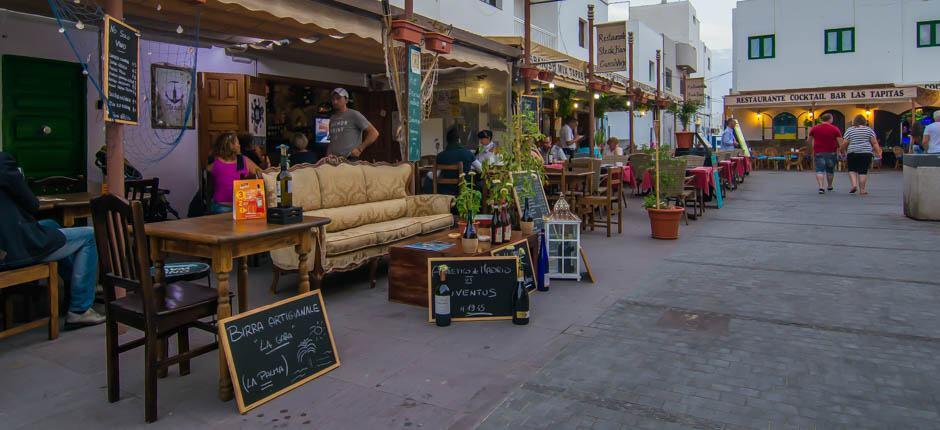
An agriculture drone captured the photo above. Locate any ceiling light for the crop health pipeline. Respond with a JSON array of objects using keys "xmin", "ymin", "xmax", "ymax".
[
  {"xmin": 299, "ymin": 37, "xmax": 320, "ymax": 44},
  {"xmin": 548, "ymin": 83, "xmax": 555, "ymax": 89},
  {"xmin": 329, "ymin": 33, "xmax": 350, "ymax": 39}
]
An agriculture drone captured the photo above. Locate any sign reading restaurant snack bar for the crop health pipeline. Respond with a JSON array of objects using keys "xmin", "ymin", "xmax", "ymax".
[
  {"xmin": 595, "ymin": 21, "xmax": 627, "ymax": 73},
  {"xmin": 726, "ymin": 87, "xmax": 919, "ymax": 107}
]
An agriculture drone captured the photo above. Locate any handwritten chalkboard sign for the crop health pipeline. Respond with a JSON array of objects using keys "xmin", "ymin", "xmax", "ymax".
[
  {"xmin": 492, "ymin": 240, "xmax": 536, "ymax": 294},
  {"xmin": 219, "ymin": 291, "xmax": 340, "ymax": 413},
  {"xmin": 103, "ymin": 15, "xmax": 140, "ymax": 125},
  {"xmin": 511, "ymin": 171, "xmax": 549, "ymax": 233},
  {"xmin": 427, "ymin": 257, "xmax": 518, "ymax": 322},
  {"xmin": 520, "ymin": 95, "xmax": 540, "ymax": 125}
]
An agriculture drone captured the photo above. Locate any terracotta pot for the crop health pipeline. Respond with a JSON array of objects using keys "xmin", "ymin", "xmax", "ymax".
[
  {"xmin": 424, "ymin": 32, "xmax": 453, "ymax": 54},
  {"xmin": 647, "ymin": 207, "xmax": 684, "ymax": 240},
  {"xmin": 675, "ymin": 131, "xmax": 695, "ymax": 149},
  {"xmin": 656, "ymin": 99, "xmax": 670, "ymax": 109},
  {"xmin": 588, "ymin": 79, "xmax": 605, "ymax": 92},
  {"xmin": 537, "ymin": 70, "xmax": 555, "ymax": 82},
  {"xmin": 460, "ymin": 237, "xmax": 479, "ymax": 254},
  {"xmin": 519, "ymin": 66, "xmax": 540, "ymax": 80},
  {"xmin": 391, "ymin": 19, "xmax": 425, "ymax": 45},
  {"xmin": 520, "ymin": 221, "xmax": 534, "ymax": 235}
]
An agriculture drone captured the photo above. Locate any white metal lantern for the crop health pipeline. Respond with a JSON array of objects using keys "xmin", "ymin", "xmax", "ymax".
[{"xmin": 545, "ymin": 194, "xmax": 581, "ymax": 280}]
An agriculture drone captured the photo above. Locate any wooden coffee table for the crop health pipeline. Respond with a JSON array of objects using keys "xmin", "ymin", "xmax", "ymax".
[{"xmin": 389, "ymin": 229, "xmax": 537, "ymax": 307}]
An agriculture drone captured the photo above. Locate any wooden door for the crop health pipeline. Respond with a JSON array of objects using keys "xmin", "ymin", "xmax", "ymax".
[
  {"xmin": 360, "ymin": 90, "xmax": 399, "ymax": 163},
  {"xmin": 198, "ymin": 72, "xmax": 246, "ymax": 167},
  {"xmin": 1, "ymin": 55, "xmax": 87, "ymax": 192}
]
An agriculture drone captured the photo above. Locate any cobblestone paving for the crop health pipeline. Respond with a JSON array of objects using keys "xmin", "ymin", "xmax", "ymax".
[{"xmin": 480, "ymin": 171, "xmax": 940, "ymax": 430}]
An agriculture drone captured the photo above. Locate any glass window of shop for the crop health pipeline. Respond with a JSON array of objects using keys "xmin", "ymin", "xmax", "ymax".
[{"xmin": 424, "ymin": 67, "xmax": 509, "ymax": 155}]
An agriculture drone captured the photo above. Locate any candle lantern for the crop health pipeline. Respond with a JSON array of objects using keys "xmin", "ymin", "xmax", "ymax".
[{"xmin": 544, "ymin": 194, "xmax": 581, "ymax": 280}]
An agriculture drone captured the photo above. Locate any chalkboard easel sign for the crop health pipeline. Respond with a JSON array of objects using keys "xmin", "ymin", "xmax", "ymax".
[
  {"xmin": 511, "ymin": 171, "xmax": 549, "ymax": 233},
  {"xmin": 219, "ymin": 290, "xmax": 340, "ymax": 413},
  {"xmin": 427, "ymin": 256, "xmax": 519, "ymax": 322},
  {"xmin": 491, "ymin": 240, "xmax": 536, "ymax": 294},
  {"xmin": 103, "ymin": 15, "xmax": 140, "ymax": 125}
]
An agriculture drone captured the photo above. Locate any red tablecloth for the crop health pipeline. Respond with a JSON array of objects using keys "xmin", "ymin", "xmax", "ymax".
[
  {"xmin": 641, "ymin": 169, "xmax": 653, "ymax": 193},
  {"xmin": 718, "ymin": 161, "xmax": 734, "ymax": 184},
  {"xmin": 688, "ymin": 167, "xmax": 715, "ymax": 196},
  {"xmin": 545, "ymin": 163, "xmax": 564, "ymax": 170},
  {"xmin": 730, "ymin": 157, "xmax": 746, "ymax": 177},
  {"xmin": 744, "ymin": 157, "xmax": 752, "ymax": 173},
  {"xmin": 619, "ymin": 165, "xmax": 636, "ymax": 189}
]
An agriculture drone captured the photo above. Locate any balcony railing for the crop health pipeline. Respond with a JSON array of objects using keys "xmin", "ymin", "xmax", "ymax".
[{"xmin": 513, "ymin": 17, "xmax": 558, "ymax": 50}]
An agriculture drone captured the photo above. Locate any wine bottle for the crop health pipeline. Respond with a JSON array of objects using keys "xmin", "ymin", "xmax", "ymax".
[
  {"xmin": 502, "ymin": 202, "xmax": 512, "ymax": 242},
  {"xmin": 492, "ymin": 203, "xmax": 503, "ymax": 245},
  {"xmin": 462, "ymin": 212, "xmax": 476, "ymax": 239},
  {"xmin": 537, "ymin": 230, "xmax": 550, "ymax": 291},
  {"xmin": 523, "ymin": 197, "xmax": 533, "ymax": 223},
  {"xmin": 277, "ymin": 145, "xmax": 293, "ymax": 208},
  {"xmin": 434, "ymin": 267, "xmax": 451, "ymax": 327},
  {"xmin": 512, "ymin": 265, "xmax": 530, "ymax": 325}
]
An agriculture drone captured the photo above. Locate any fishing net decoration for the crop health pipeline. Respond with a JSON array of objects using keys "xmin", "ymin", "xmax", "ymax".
[{"xmin": 48, "ymin": 0, "xmax": 201, "ymax": 169}]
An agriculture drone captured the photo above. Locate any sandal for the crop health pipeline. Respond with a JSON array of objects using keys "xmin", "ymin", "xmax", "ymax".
[{"xmin": 849, "ymin": 188, "xmax": 857, "ymax": 194}]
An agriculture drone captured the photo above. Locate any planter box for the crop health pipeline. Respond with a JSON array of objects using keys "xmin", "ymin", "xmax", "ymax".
[
  {"xmin": 424, "ymin": 32, "xmax": 453, "ymax": 54},
  {"xmin": 903, "ymin": 154, "xmax": 940, "ymax": 220},
  {"xmin": 391, "ymin": 20, "xmax": 425, "ymax": 45},
  {"xmin": 519, "ymin": 66, "xmax": 539, "ymax": 80},
  {"xmin": 588, "ymin": 79, "xmax": 605, "ymax": 92},
  {"xmin": 537, "ymin": 70, "xmax": 555, "ymax": 82}
]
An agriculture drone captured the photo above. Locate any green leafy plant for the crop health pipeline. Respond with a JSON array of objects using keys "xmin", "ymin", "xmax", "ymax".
[
  {"xmin": 484, "ymin": 111, "xmax": 546, "ymax": 214},
  {"xmin": 455, "ymin": 172, "xmax": 481, "ymax": 221},
  {"xmin": 553, "ymin": 87, "xmax": 576, "ymax": 120},
  {"xmin": 667, "ymin": 100, "xmax": 702, "ymax": 131}
]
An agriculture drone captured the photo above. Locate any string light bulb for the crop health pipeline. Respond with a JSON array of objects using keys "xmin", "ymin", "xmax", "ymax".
[
  {"xmin": 593, "ymin": 93, "xmax": 600, "ymax": 99},
  {"xmin": 176, "ymin": 25, "xmax": 184, "ymax": 34},
  {"xmin": 58, "ymin": 27, "xmax": 65, "ymax": 33},
  {"xmin": 574, "ymin": 102, "xmax": 579, "ymax": 109},
  {"xmin": 156, "ymin": 3, "xmax": 162, "ymax": 11},
  {"xmin": 477, "ymin": 86, "xmax": 484, "ymax": 95},
  {"xmin": 75, "ymin": 20, "xmax": 84, "ymax": 30},
  {"xmin": 548, "ymin": 83, "xmax": 555, "ymax": 89}
]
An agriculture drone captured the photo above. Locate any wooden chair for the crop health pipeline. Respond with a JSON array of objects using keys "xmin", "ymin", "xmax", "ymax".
[
  {"xmin": 763, "ymin": 148, "xmax": 784, "ymax": 170},
  {"xmin": 628, "ymin": 153, "xmax": 652, "ymax": 195},
  {"xmin": 892, "ymin": 146, "xmax": 904, "ymax": 169},
  {"xmin": 679, "ymin": 155, "xmax": 705, "ymax": 168},
  {"xmin": 0, "ymin": 262, "xmax": 58, "ymax": 340},
  {"xmin": 30, "ymin": 175, "xmax": 85, "ymax": 195},
  {"xmin": 785, "ymin": 149, "xmax": 803, "ymax": 171},
  {"xmin": 90, "ymin": 194, "xmax": 221, "ymax": 423},
  {"xmin": 579, "ymin": 166, "xmax": 623, "ymax": 237},
  {"xmin": 415, "ymin": 155, "xmax": 436, "ymax": 194},
  {"xmin": 659, "ymin": 159, "xmax": 694, "ymax": 225},
  {"xmin": 545, "ymin": 167, "xmax": 567, "ymax": 207},
  {"xmin": 431, "ymin": 162, "xmax": 463, "ymax": 195}
]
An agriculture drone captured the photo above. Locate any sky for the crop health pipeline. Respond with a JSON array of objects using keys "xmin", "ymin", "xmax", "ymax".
[{"xmin": 608, "ymin": 0, "xmax": 738, "ymax": 116}]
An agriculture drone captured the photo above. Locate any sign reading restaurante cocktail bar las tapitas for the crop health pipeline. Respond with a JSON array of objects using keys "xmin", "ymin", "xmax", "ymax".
[{"xmin": 727, "ymin": 87, "xmax": 919, "ymax": 107}]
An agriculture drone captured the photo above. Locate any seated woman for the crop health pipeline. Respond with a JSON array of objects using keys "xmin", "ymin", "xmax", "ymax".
[
  {"xmin": 206, "ymin": 132, "xmax": 262, "ymax": 214},
  {"xmin": 240, "ymin": 133, "xmax": 271, "ymax": 170},
  {"xmin": 602, "ymin": 137, "xmax": 623, "ymax": 156},
  {"xmin": 288, "ymin": 133, "xmax": 319, "ymax": 166}
]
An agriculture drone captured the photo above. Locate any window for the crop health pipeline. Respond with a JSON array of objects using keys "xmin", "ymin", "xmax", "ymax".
[
  {"xmin": 579, "ymin": 19, "xmax": 587, "ymax": 48},
  {"xmin": 772, "ymin": 112, "xmax": 797, "ymax": 139},
  {"xmin": 919, "ymin": 20, "xmax": 940, "ymax": 48},
  {"xmin": 664, "ymin": 68, "xmax": 673, "ymax": 91},
  {"xmin": 825, "ymin": 28, "xmax": 855, "ymax": 54},
  {"xmin": 480, "ymin": 0, "xmax": 502, "ymax": 9},
  {"xmin": 648, "ymin": 61, "xmax": 655, "ymax": 81},
  {"xmin": 748, "ymin": 34, "xmax": 775, "ymax": 59}
]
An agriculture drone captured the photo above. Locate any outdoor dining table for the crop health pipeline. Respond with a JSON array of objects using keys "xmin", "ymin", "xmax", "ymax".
[
  {"xmin": 730, "ymin": 156, "xmax": 747, "ymax": 178},
  {"xmin": 718, "ymin": 160, "xmax": 736, "ymax": 188},
  {"xmin": 38, "ymin": 192, "xmax": 99, "ymax": 227},
  {"xmin": 545, "ymin": 167, "xmax": 595, "ymax": 195},
  {"xmin": 144, "ymin": 213, "xmax": 331, "ymax": 401},
  {"xmin": 688, "ymin": 166, "xmax": 716, "ymax": 197}
]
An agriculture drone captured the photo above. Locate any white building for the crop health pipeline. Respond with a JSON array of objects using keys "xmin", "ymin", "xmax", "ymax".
[{"xmin": 729, "ymin": 0, "xmax": 940, "ymax": 145}]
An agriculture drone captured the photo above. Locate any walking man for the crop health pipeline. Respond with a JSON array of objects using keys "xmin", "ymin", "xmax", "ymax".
[
  {"xmin": 327, "ymin": 88, "xmax": 379, "ymax": 161},
  {"xmin": 808, "ymin": 113, "xmax": 844, "ymax": 194},
  {"xmin": 922, "ymin": 111, "xmax": 940, "ymax": 154}
]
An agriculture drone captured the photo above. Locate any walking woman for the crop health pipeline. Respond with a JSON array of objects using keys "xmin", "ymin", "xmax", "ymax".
[{"xmin": 842, "ymin": 115, "xmax": 881, "ymax": 195}]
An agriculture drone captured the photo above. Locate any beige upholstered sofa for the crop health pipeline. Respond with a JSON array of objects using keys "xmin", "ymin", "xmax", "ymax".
[{"xmin": 261, "ymin": 157, "xmax": 454, "ymax": 289}]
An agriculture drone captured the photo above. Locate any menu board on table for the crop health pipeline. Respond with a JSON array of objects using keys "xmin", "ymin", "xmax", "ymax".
[
  {"xmin": 233, "ymin": 179, "xmax": 266, "ymax": 220},
  {"xmin": 491, "ymin": 240, "xmax": 536, "ymax": 294},
  {"xmin": 427, "ymin": 256, "xmax": 518, "ymax": 322},
  {"xmin": 511, "ymin": 171, "xmax": 549, "ymax": 233},
  {"xmin": 103, "ymin": 15, "xmax": 140, "ymax": 125},
  {"xmin": 219, "ymin": 291, "xmax": 340, "ymax": 413}
]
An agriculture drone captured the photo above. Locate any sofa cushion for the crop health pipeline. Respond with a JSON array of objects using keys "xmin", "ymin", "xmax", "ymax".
[
  {"xmin": 360, "ymin": 218, "xmax": 423, "ymax": 245},
  {"xmin": 414, "ymin": 214, "xmax": 454, "ymax": 234},
  {"xmin": 309, "ymin": 199, "xmax": 407, "ymax": 233},
  {"xmin": 316, "ymin": 163, "xmax": 368, "ymax": 208},
  {"xmin": 406, "ymin": 194, "xmax": 454, "ymax": 217},
  {"xmin": 363, "ymin": 164, "xmax": 411, "ymax": 202},
  {"xmin": 324, "ymin": 229, "xmax": 377, "ymax": 256},
  {"xmin": 261, "ymin": 166, "xmax": 322, "ymax": 211},
  {"xmin": 324, "ymin": 218, "xmax": 421, "ymax": 257}
]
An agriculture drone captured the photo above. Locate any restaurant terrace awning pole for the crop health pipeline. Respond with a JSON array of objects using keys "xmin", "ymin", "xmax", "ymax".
[
  {"xmin": 910, "ymin": 99, "xmax": 917, "ymax": 154},
  {"xmin": 628, "ymin": 31, "xmax": 634, "ymax": 153},
  {"xmin": 587, "ymin": 4, "xmax": 595, "ymax": 148},
  {"xmin": 655, "ymin": 49, "xmax": 662, "ymax": 209},
  {"xmin": 524, "ymin": 0, "xmax": 532, "ymax": 94},
  {"xmin": 104, "ymin": 0, "xmax": 124, "ymax": 197}
]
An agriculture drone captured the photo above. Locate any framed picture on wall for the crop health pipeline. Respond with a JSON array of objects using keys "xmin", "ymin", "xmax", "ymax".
[{"xmin": 151, "ymin": 63, "xmax": 195, "ymax": 129}]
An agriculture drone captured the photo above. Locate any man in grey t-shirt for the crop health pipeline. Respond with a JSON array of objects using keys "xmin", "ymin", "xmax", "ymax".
[{"xmin": 328, "ymin": 88, "xmax": 379, "ymax": 160}]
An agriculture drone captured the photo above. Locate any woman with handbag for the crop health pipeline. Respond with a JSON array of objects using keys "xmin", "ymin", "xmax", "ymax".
[{"xmin": 841, "ymin": 115, "xmax": 881, "ymax": 196}]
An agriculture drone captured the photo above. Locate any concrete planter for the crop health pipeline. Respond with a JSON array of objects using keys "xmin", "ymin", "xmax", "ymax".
[{"xmin": 903, "ymin": 154, "xmax": 940, "ymax": 221}]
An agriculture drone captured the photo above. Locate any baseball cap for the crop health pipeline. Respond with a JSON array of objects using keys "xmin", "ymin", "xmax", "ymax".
[{"xmin": 332, "ymin": 88, "xmax": 349, "ymax": 98}]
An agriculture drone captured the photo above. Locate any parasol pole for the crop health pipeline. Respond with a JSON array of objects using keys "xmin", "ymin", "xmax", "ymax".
[{"xmin": 655, "ymin": 49, "xmax": 662, "ymax": 209}]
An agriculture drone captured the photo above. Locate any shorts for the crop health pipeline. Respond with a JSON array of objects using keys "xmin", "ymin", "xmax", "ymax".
[
  {"xmin": 847, "ymin": 153, "xmax": 873, "ymax": 174},
  {"xmin": 814, "ymin": 152, "xmax": 837, "ymax": 174}
]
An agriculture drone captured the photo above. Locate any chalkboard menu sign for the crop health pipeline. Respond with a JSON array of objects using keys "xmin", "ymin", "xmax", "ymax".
[
  {"xmin": 492, "ymin": 240, "xmax": 536, "ymax": 294},
  {"xmin": 511, "ymin": 171, "xmax": 549, "ymax": 233},
  {"xmin": 219, "ymin": 291, "xmax": 340, "ymax": 413},
  {"xmin": 427, "ymin": 257, "xmax": 518, "ymax": 322},
  {"xmin": 520, "ymin": 95, "xmax": 540, "ymax": 125},
  {"xmin": 103, "ymin": 15, "xmax": 140, "ymax": 125}
]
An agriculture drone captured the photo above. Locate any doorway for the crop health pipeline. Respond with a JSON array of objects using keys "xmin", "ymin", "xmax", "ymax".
[
  {"xmin": 821, "ymin": 109, "xmax": 846, "ymax": 132},
  {"xmin": 1, "ymin": 55, "xmax": 87, "ymax": 192}
]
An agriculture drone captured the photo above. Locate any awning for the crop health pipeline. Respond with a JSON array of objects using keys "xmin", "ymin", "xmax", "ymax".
[
  {"xmin": 726, "ymin": 85, "xmax": 940, "ymax": 109},
  {"xmin": 488, "ymin": 36, "xmax": 588, "ymax": 90}
]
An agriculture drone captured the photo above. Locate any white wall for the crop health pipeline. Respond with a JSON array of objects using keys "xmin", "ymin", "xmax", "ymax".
[
  {"xmin": 1, "ymin": 10, "xmax": 365, "ymax": 214},
  {"xmin": 733, "ymin": 0, "xmax": 940, "ymax": 92},
  {"xmin": 630, "ymin": 1, "xmax": 695, "ymax": 47}
]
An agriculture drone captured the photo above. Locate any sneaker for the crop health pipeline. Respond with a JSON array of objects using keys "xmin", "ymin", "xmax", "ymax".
[
  {"xmin": 818, "ymin": 189, "xmax": 825, "ymax": 194},
  {"xmin": 65, "ymin": 308, "xmax": 106, "ymax": 330}
]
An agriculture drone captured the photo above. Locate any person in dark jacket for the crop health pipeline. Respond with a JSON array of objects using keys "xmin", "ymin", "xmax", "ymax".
[
  {"xmin": 423, "ymin": 126, "xmax": 477, "ymax": 195},
  {"xmin": 0, "ymin": 152, "xmax": 104, "ymax": 329}
]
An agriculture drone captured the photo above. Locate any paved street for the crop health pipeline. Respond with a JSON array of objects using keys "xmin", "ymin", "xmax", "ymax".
[{"xmin": 480, "ymin": 170, "xmax": 940, "ymax": 430}]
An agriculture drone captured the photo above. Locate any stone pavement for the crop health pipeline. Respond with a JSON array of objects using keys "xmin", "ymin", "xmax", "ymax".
[{"xmin": 479, "ymin": 170, "xmax": 940, "ymax": 430}]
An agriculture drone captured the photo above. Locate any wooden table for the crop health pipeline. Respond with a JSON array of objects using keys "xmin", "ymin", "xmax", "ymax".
[
  {"xmin": 388, "ymin": 230, "xmax": 537, "ymax": 307},
  {"xmin": 37, "ymin": 192, "xmax": 97, "ymax": 227},
  {"xmin": 545, "ymin": 168, "xmax": 595, "ymax": 195},
  {"xmin": 144, "ymin": 214, "xmax": 330, "ymax": 401}
]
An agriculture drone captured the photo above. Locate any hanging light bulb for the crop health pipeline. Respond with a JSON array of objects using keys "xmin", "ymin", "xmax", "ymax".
[
  {"xmin": 176, "ymin": 25, "xmax": 184, "ymax": 34},
  {"xmin": 156, "ymin": 3, "xmax": 162, "ymax": 11},
  {"xmin": 574, "ymin": 102, "xmax": 580, "ymax": 109},
  {"xmin": 626, "ymin": 100, "xmax": 632, "ymax": 107},
  {"xmin": 75, "ymin": 20, "xmax": 85, "ymax": 30},
  {"xmin": 548, "ymin": 83, "xmax": 555, "ymax": 89},
  {"xmin": 594, "ymin": 93, "xmax": 600, "ymax": 100},
  {"xmin": 477, "ymin": 86, "xmax": 484, "ymax": 95},
  {"xmin": 58, "ymin": 27, "xmax": 65, "ymax": 33}
]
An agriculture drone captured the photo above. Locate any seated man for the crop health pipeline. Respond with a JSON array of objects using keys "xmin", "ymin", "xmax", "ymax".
[
  {"xmin": 288, "ymin": 133, "xmax": 319, "ymax": 166},
  {"xmin": 423, "ymin": 126, "xmax": 478, "ymax": 195},
  {"xmin": 0, "ymin": 152, "xmax": 104, "ymax": 329}
]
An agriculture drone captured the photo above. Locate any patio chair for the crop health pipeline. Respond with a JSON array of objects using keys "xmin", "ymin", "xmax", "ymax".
[
  {"xmin": 892, "ymin": 146, "xmax": 904, "ymax": 169},
  {"xmin": 679, "ymin": 155, "xmax": 705, "ymax": 168},
  {"xmin": 763, "ymin": 148, "xmax": 785, "ymax": 170},
  {"xmin": 431, "ymin": 162, "xmax": 463, "ymax": 195},
  {"xmin": 628, "ymin": 153, "xmax": 652, "ymax": 195},
  {"xmin": 90, "ymin": 194, "xmax": 221, "ymax": 423},
  {"xmin": 579, "ymin": 166, "xmax": 623, "ymax": 237},
  {"xmin": 785, "ymin": 149, "xmax": 803, "ymax": 171},
  {"xmin": 658, "ymin": 159, "xmax": 694, "ymax": 225}
]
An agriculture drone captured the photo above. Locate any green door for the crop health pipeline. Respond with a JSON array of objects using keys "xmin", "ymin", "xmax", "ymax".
[{"xmin": 2, "ymin": 55, "xmax": 87, "ymax": 193}]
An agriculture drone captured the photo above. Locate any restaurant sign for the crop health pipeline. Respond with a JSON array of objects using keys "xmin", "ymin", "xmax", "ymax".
[
  {"xmin": 727, "ymin": 87, "xmax": 918, "ymax": 106},
  {"xmin": 595, "ymin": 21, "xmax": 627, "ymax": 73},
  {"xmin": 685, "ymin": 77, "xmax": 706, "ymax": 103},
  {"xmin": 532, "ymin": 54, "xmax": 585, "ymax": 84}
]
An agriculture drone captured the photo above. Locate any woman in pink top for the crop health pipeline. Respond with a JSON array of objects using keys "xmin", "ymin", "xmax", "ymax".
[{"xmin": 206, "ymin": 132, "xmax": 262, "ymax": 214}]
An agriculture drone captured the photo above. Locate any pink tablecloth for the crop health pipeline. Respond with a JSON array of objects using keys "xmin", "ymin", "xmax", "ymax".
[
  {"xmin": 718, "ymin": 161, "xmax": 734, "ymax": 184},
  {"xmin": 620, "ymin": 165, "xmax": 636, "ymax": 189},
  {"xmin": 688, "ymin": 167, "xmax": 715, "ymax": 196},
  {"xmin": 545, "ymin": 163, "xmax": 564, "ymax": 170},
  {"xmin": 730, "ymin": 157, "xmax": 746, "ymax": 177},
  {"xmin": 641, "ymin": 169, "xmax": 653, "ymax": 193}
]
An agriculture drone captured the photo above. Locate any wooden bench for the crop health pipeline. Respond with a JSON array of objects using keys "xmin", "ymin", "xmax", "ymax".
[{"xmin": 0, "ymin": 262, "xmax": 58, "ymax": 340}]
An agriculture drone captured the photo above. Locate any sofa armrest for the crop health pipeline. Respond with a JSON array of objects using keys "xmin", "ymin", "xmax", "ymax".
[{"xmin": 406, "ymin": 194, "xmax": 454, "ymax": 217}]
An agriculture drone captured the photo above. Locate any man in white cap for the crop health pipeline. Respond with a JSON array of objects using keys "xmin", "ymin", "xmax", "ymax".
[{"xmin": 328, "ymin": 88, "xmax": 379, "ymax": 160}]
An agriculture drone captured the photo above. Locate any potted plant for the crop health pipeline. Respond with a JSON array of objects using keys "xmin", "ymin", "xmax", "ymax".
[
  {"xmin": 519, "ymin": 65, "xmax": 540, "ymax": 80},
  {"xmin": 424, "ymin": 31, "xmax": 453, "ymax": 54},
  {"xmin": 537, "ymin": 70, "xmax": 555, "ymax": 82},
  {"xmin": 391, "ymin": 19, "xmax": 426, "ymax": 45},
  {"xmin": 481, "ymin": 110, "xmax": 546, "ymax": 233},
  {"xmin": 455, "ymin": 172, "xmax": 482, "ymax": 253},
  {"xmin": 644, "ymin": 145, "xmax": 684, "ymax": 240},
  {"xmin": 655, "ymin": 97, "xmax": 670, "ymax": 109},
  {"xmin": 588, "ymin": 78, "xmax": 606, "ymax": 92},
  {"xmin": 668, "ymin": 100, "xmax": 702, "ymax": 149}
]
